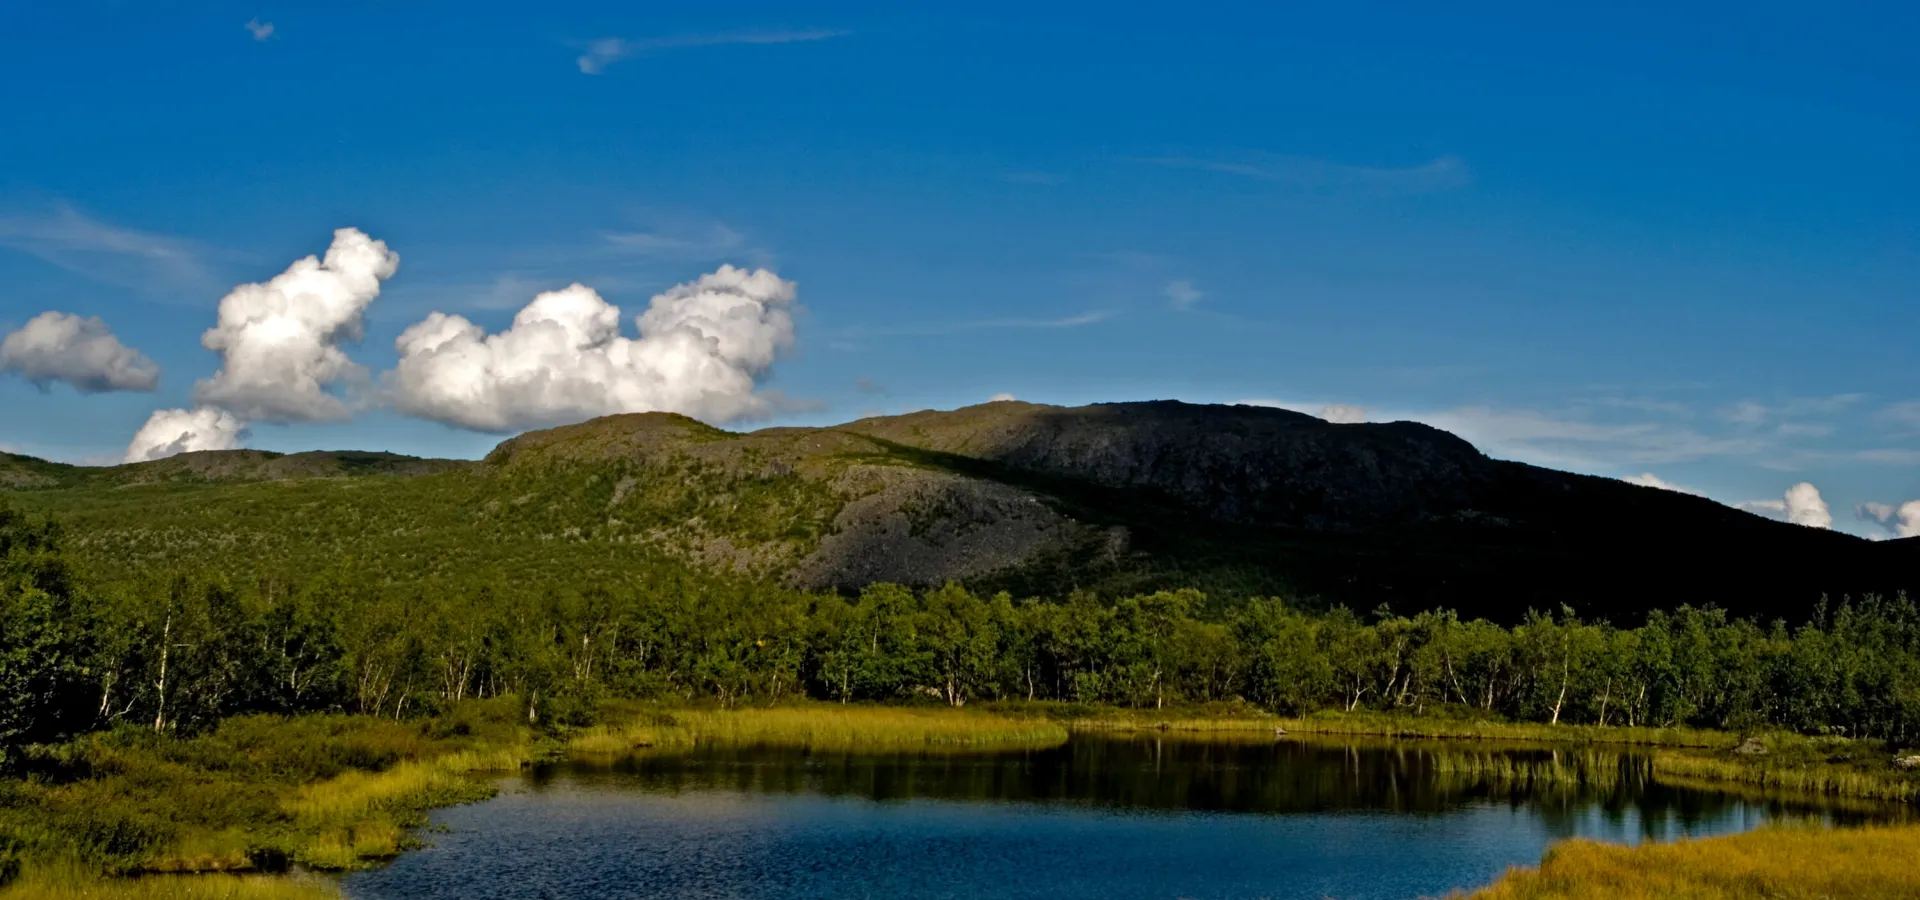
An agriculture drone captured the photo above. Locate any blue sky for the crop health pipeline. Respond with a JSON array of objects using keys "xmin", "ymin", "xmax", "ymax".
[{"xmin": 0, "ymin": 1, "xmax": 1915, "ymax": 537}]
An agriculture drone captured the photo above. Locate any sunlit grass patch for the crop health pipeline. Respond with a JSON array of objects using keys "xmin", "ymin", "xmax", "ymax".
[
  {"xmin": 1455, "ymin": 823, "xmax": 1920, "ymax": 899},
  {"xmin": 570, "ymin": 705, "xmax": 1070, "ymax": 755}
]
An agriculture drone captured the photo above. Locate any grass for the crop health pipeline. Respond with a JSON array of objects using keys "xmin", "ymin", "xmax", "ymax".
[
  {"xmin": 569, "ymin": 704, "xmax": 1071, "ymax": 755},
  {"xmin": 0, "ymin": 864, "xmax": 337, "ymax": 900},
  {"xmin": 0, "ymin": 701, "xmax": 534, "ymax": 900},
  {"xmin": 1454, "ymin": 822, "xmax": 1920, "ymax": 899}
]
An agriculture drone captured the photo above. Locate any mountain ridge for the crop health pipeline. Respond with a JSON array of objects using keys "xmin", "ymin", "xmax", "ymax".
[{"xmin": 3, "ymin": 400, "xmax": 1909, "ymax": 622}]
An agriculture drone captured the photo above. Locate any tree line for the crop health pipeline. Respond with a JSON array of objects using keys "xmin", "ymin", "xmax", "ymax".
[{"xmin": 6, "ymin": 503, "xmax": 1920, "ymax": 749}]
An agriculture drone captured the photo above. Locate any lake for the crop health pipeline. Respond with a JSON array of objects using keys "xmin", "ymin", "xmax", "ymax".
[{"xmin": 343, "ymin": 735, "xmax": 1893, "ymax": 900}]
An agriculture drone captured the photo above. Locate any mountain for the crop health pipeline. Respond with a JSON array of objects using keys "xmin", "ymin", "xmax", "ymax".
[{"xmin": 4, "ymin": 400, "xmax": 1912, "ymax": 622}]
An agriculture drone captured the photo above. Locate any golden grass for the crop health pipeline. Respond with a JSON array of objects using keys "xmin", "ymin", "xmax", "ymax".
[
  {"xmin": 1455, "ymin": 823, "xmax": 1920, "ymax": 899},
  {"xmin": 0, "ymin": 864, "xmax": 337, "ymax": 900},
  {"xmin": 1650, "ymin": 749, "xmax": 1920, "ymax": 803},
  {"xmin": 570, "ymin": 705, "xmax": 1070, "ymax": 755},
  {"xmin": 1275, "ymin": 714, "xmax": 1734, "ymax": 749},
  {"xmin": 282, "ymin": 745, "xmax": 527, "ymax": 869}
]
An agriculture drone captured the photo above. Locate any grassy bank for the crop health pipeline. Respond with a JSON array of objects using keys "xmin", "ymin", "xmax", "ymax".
[
  {"xmin": 1050, "ymin": 706, "xmax": 1920, "ymax": 803},
  {"xmin": 1456, "ymin": 823, "xmax": 1920, "ymax": 899},
  {"xmin": 569, "ymin": 704, "xmax": 1071, "ymax": 755},
  {"xmin": 0, "ymin": 700, "xmax": 535, "ymax": 899}
]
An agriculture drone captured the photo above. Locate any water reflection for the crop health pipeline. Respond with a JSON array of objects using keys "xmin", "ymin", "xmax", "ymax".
[
  {"xmin": 555, "ymin": 735, "xmax": 1892, "ymax": 837},
  {"xmin": 343, "ymin": 736, "xmax": 1905, "ymax": 900}
]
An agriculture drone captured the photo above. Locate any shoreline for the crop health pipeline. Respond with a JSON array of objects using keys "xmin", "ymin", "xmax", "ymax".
[{"xmin": 5, "ymin": 703, "xmax": 1920, "ymax": 899}]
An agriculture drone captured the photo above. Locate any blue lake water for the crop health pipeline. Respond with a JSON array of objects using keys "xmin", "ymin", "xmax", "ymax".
[{"xmin": 343, "ymin": 736, "xmax": 1889, "ymax": 900}]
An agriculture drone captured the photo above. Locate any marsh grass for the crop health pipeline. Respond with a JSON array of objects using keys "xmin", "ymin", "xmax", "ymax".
[
  {"xmin": 0, "ymin": 700, "xmax": 531, "ymax": 898},
  {"xmin": 569, "ymin": 705, "xmax": 1070, "ymax": 755},
  {"xmin": 1455, "ymin": 822, "xmax": 1920, "ymax": 899},
  {"xmin": 1274, "ymin": 713, "xmax": 1733, "ymax": 749},
  {"xmin": 1, "ymin": 861, "xmax": 338, "ymax": 900}
]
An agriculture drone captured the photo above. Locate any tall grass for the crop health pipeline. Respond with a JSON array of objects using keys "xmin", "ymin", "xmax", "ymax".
[
  {"xmin": 0, "ymin": 862, "xmax": 338, "ymax": 900},
  {"xmin": 1275, "ymin": 713, "xmax": 1734, "ymax": 749},
  {"xmin": 570, "ymin": 705, "xmax": 1070, "ymax": 755},
  {"xmin": 1455, "ymin": 823, "xmax": 1920, "ymax": 899},
  {"xmin": 1650, "ymin": 749, "xmax": 1920, "ymax": 803}
]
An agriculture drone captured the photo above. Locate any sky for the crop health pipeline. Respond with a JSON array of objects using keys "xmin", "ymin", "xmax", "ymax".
[{"xmin": 0, "ymin": 1, "xmax": 1915, "ymax": 538}]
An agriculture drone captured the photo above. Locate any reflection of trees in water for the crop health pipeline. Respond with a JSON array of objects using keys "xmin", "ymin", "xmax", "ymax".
[{"xmin": 548, "ymin": 736, "xmax": 1901, "ymax": 833}]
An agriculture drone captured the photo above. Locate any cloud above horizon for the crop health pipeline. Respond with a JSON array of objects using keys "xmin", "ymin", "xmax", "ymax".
[
  {"xmin": 124, "ymin": 408, "xmax": 247, "ymax": 463},
  {"xmin": 195, "ymin": 227, "xmax": 399, "ymax": 423},
  {"xmin": 577, "ymin": 28, "xmax": 847, "ymax": 74},
  {"xmin": 1621, "ymin": 472, "xmax": 1701, "ymax": 495},
  {"xmin": 245, "ymin": 19, "xmax": 274, "ymax": 41},
  {"xmin": 387, "ymin": 264, "xmax": 799, "ymax": 431},
  {"xmin": 1, "ymin": 311, "xmax": 159, "ymax": 393},
  {"xmin": 1739, "ymin": 482, "xmax": 1832, "ymax": 528},
  {"xmin": 1857, "ymin": 500, "xmax": 1920, "ymax": 539}
]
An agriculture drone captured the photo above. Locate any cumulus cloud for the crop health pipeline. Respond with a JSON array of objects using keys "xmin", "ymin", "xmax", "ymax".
[
  {"xmin": 1743, "ymin": 482, "xmax": 1832, "ymax": 528},
  {"xmin": 194, "ymin": 228, "xmax": 399, "ymax": 423},
  {"xmin": 1, "ymin": 311, "xmax": 159, "ymax": 393},
  {"xmin": 124, "ymin": 408, "xmax": 247, "ymax": 463},
  {"xmin": 388, "ymin": 264, "xmax": 797, "ymax": 432},
  {"xmin": 1621, "ymin": 472, "xmax": 1701, "ymax": 495},
  {"xmin": 1784, "ymin": 482, "xmax": 1832, "ymax": 528},
  {"xmin": 1857, "ymin": 500, "xmax": 1920, "ymax": 539},
  {"xmin": 1319, "ymin": 404, "xmax": 1367, "ymax": 424},
  {"xmin": 988, "ymin": 392, "xmax": 1017, "ymax": 403},
  {"xmin": 1163, "ymin": 279, "xmax": 1203, "ymax": 311},
  {"xmin": 245, "ymin": 18, "xmax": 274, "ymax": 40}
]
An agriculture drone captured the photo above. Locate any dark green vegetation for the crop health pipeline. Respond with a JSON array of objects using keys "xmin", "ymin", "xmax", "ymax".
[{"xmin": 5, "ymin": 401, "xmax": 1914, "ymax": 622}]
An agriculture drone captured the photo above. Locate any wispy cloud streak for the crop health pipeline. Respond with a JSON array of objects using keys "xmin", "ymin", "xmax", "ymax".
[
  {"xmin": 578, "ymin": 28, "xmax": 848, "ymax": 74},
  {"xmin": 0, "ymin": 205, "xmax": 207, "ymax": 289},
  {"xmin": 1135, "ymin": 153, "xmax": 1469, "ymax": 195}
]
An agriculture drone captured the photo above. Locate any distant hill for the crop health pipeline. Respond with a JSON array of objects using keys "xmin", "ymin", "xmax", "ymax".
[{"xmin": 4, "ymin": 401, "xmax": 1912, "ymax": 622}]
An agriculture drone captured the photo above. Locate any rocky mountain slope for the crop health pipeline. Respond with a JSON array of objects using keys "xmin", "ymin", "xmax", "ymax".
[{"xmin": 4, "ymin": 400, "xmax": 1911, "ymax": 622}]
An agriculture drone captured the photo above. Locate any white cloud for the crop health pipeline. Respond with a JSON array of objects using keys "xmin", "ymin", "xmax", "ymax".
[
  {"xmin": 988, "ymin": 392, "xmax": 1017, "ymax": 403},
  {"xmin": 1621, "ymin": 472, "xmax": 1701, "ymax": 496},
  {"xmin": 1, "ymin": 311, "xmax": 159, "ymax": 393},
  {"xmin": 1782, "ymin": 482, "xmax": 1832, "ymax": 528},
  {"xmin": 245, "ymin": 18, "xmax": 274, "ymax": 40},
  {"xmin": 124, "ymin": 408, "xmax": 247, "ymax": 463},
  {"xmin": 1163, "ymin": 279, "xmax": 1203, "ymax": 311},
  {"xmin": 1857, "ymin": 500, "xmax": 1920, "ymax": 539},
  {"xmin": 388, "ymin": 264, "xmax": 798, "ymax": 432},
  {"xmin": 1740, "ymin": 483, "xmax": 1830, "ymax": 528},
  {"xmin": 577, "ymin": 28, "xmax": 847, "ymax": 74},
  {"xmin": 195, "ymin": 228, "xmax": 399, "ymax": 423},
  {"xmin": 1738, "ymin": 498, "xmax": 1790, "ymax": 519},
  {"xmin": 1318, "ymin": 404, "xmax": 1367, "ymax": 424}
]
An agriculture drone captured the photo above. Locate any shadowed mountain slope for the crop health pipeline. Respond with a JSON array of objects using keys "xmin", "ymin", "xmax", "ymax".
[{"xmin": 3, "ymin": 401, "xmax": 1911, "ymax": 622}]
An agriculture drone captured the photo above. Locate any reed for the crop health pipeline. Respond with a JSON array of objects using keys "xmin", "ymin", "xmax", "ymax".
[
  {"xmin": 283, "ymin": 745, "xmax": 527, "ymax": 869},
  {"xmin": 1650, "ymin": 749, "xmax": 1920, "ymax": 803},
  {"xmin": 570, "ymin": 705, "xmax": 1070, "ymax": 755},
  {"xmin": 1275, "ymin": 714, "xmax": 1733, "ymax": 749},
  {"xmin": 1455, "ymin": 823, "xmax": 1920, "ymax": 899}
]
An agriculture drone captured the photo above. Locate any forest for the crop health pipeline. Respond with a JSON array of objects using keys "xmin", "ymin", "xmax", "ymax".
[{"xmin": 8, "ymin": 500, "xmax": 1920, "ymax": 753}]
